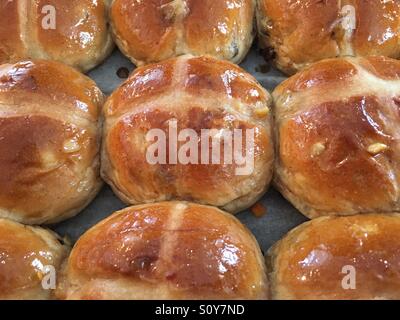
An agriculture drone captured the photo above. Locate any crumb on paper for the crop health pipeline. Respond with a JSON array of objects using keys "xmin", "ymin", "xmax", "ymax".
[
  {"xmin": 251, "ymin": 202, "xmax": 267, "ymax": 218},
  {"xmin": 116, "ymin": 67, "xmax": 130, "ymax": 79}
]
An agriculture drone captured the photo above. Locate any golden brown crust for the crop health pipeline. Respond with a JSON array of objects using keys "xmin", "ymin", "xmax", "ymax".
[
  {"xmin": 0, "ymin": 0, "xmax": 114, "ymax": 72},
  {"xmin": 0, "ymin": 218, "xmax": 69, "ymax": 300},
  {"xmin": 57, "ymin": 202, "xmax": 268, "ymax": 300},
  {"xmin": 0, "ymin": 60, "xmax": 103, "ymax": 224},
  {"xmin": 268, "ymin": 214, "xmax": 400, "ymax": 300},
  {"xmin": 273, "ymin": 56, "xmax": 400, "ymax": 219},
  {"xmin": 257, "ymin": 0, "xmax": 400, "ymax": 74},
  {"xmin": 101, "ymin": 55, "xmax": 274, "ymax": 213},
  {"xmin": 110, "ymin": 0, "xmax": 255, "ymax": 66}
]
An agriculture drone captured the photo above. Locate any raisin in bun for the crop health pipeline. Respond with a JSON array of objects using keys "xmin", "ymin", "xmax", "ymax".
[
  {"xmin": 0, "ymin": 218, "xmax": 69, "ymax": 300},
  {"xmin": 57, "ymin": 202, "xmax": 268, "ymax": 300},
  {"xmin": 0, "ymin": 0, "xmax": 114, "ymax": 72},
  {"xmin": 268, "ymin": 214, "xmax": 400, "ymax": 300},
  {"xmin": 0, "ymin": 60, "xmax": 103, "ymax": 224},
  {"xmin": 274, "ymin": 56, "xmax": 400, "ymax": 219},
  {"xmin": 101, "ymin": 55, "xmax": 274, "ymax": 213},
  {"xmin": 110, "ymin": 0, "xmax": 255, "ymax": 66},
  {"xmin": 257, "ymin": 0, "xmax": 400, "ymax": 74}
]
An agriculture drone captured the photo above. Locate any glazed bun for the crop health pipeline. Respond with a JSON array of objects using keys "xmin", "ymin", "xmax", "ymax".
[
  {"xmin": 110, "ymin": 0, "xmax": 255, "ymax": 66},
  {"xmin": 0, "ymin": 0, "xmax": 113, "ymax": 72},
  {"xmin": 257, "ymin": 0, "xmax": 400, "ymax": 74},
  {"xmin": 0, "ymin": 218, "xmax": 69, "ymax": 300},
  {"xmin": 273, "ymin": 56, "xmax": 400, "ymax": 219},
  {"xmin": 268, "ymin": 214, "xmax": 400, "ymax": 300},
  {"xmin": 57, "ymin": 202, "xmax": 268, "ymax": 300},
  {"xmin": 0, "ymin": 60, "xmax": 103, "ymax": 224},
  {"xmin": 101, "ymin": 55, "xmax": 274, "ymax": 213}
]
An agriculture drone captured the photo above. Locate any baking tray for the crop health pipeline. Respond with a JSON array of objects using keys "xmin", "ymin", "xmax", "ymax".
[{"xmin": 52, "ymin": 47, "xmax": 308, "ymax": 253}]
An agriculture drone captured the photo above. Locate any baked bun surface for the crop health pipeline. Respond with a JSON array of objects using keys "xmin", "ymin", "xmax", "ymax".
[
  {"xmin": 0, "ymin": 0, "xmax": 113, "ymax": 72},
  {"xmin": 274, "ymin": 56, "xmax": 400, "ymax": 219},
  {"xmin": 0, "ymin": 218, "xmax": 69, "ymax": 300},
  {"xmin": 110, "ymin": 0, "xmax": 255, "ymax": 66},
  {"xmin": 57, "ymin": 202, "xmax": 268, "ymax": 300},
  {"xmin": 0, "ymin": 60, "xmax": 103, "ymax": 224},
  {"xmin": 257, "ymin": 0, "xmax": 400, "ymax": 74},
  {"xmin": 268, "ymin": 214, "xmax": 400, "ymax": 300},
  {"xmin": 101, "ymin": 55, "xmax": 274, "ymax": 213}
]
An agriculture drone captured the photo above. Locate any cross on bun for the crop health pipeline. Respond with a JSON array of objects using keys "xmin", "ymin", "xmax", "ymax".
[
  {"xmin": 0, "ymin": 60, "xmax": 103, "ymax": 224},
  {"xmin": 274, "ymin": 56, "xmax": 400, "ymax": 219},
  {"xmin": 110, "ymin": 0, "xmax": 255, "ymax": 66},
  {"xmin": 0, "ymin": 218, "xmax": 69, "ymax": 300},
  {"xmin": 57, "ymin": 202, "xmax": 268, "ymax": 300},
  {"xmin": 257, "ymin": 0, "xmax": 400, "ymax": 74},
  {"xmin": 101, "ymin": 55, "xmax": 274, "ymax": 213},
  {"xmin": 268, "ymin": 214, "xmax": 400, "ymax": 300},
  {"xmin": 0, "ymin": 0, "xmax": 114, "ymax": 72}
]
